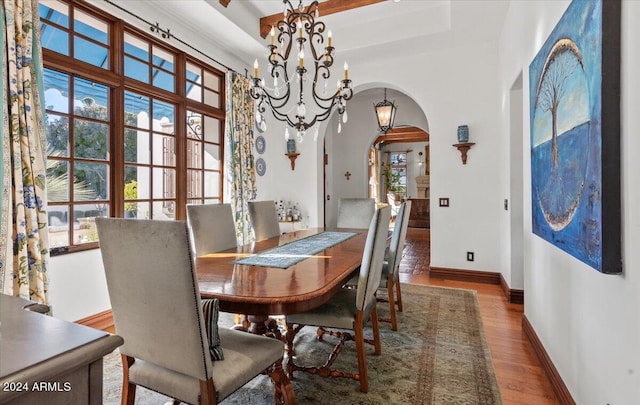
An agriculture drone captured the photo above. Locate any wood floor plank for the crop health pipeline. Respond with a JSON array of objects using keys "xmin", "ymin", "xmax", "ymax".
[{"xmin": 400, "ymin": 228, "xmax": 559, "ymax": 404}]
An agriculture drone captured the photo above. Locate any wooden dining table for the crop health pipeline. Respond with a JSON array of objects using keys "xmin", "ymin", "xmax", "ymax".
[{"xmin": 196, "ymin": 228, "xmax": 368, "ymax": 335}]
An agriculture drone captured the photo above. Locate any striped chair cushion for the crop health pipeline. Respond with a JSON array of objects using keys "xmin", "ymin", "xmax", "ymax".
[{"xmin": 201, "ymin": 298, "xmax": 224, "ymax": 361}]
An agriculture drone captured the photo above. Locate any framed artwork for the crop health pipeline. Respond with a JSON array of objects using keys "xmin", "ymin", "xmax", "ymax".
[{"xmin": 529, "ymin": 0, "xmax": 621, "ymax": 273}]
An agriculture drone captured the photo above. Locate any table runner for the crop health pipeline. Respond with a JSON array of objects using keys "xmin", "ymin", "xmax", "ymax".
[{"xmin": 233, "ymin": 231, "xmax": 358, "ymax": 269}]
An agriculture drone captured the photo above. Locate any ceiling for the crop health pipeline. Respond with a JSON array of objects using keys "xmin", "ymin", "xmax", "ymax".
[{"xmin": 121, "ymin": 0, "xmax": 511, "ymax": 68}]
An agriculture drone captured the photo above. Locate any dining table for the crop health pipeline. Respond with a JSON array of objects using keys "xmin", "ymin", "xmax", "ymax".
[{"xmin": 196, "ymin": 227, "xmax": 368, "ymax": 336}]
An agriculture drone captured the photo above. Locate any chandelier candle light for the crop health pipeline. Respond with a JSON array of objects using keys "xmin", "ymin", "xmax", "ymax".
[{"xmin": 249, "ymin": 0, "xmax": 353, "ymax": 143}]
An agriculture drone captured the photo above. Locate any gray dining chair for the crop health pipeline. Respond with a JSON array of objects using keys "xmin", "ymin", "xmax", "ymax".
[
  {"xmin": 96, "ymin": 218, "xmax": 295, "ymax": 405},
  {"xmin": 336, "ymin": 198, "xmax": 376, "ymax": 229},
  {"xmin": 248, "ymin": 200, "xmax": 281, "ymax": 241},
  {"xmin": 285, "ymin": 205, "xmax": 391, "ymax": 393},
  {"xmin": 345, "ymin": 201, "xmax": 412, "ymax": 331},
  {"xmin": 379, "ymin": 200, "xmax": 411, "ymax": 330},
  {"xmin": 186, "ymin": 203, "xmax": 237, "ymax": 256}
]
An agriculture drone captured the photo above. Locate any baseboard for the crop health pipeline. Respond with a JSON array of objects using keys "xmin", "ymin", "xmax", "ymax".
[
  {"xmin": 522, "ymin": 315, "xmax": 575, "ymax": 405},
  {"xmin": 429, "ymin": 266, "xmax": 501, "ymax": 285},
  {"xmin": 75, "ymin": 309, "xmax": 114, "ymax": 331},
  {"xmin": 499, "ymin": 274, "xmax": 524, "ymax": 304}
]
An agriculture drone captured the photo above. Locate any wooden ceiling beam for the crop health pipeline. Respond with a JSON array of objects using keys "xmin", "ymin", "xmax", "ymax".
[
  {"xmin": 259, "ymin": 0, "xmax": 385, "ymax": 38},
  {"xmin": 374, "ymin": 126, "xmax": 430, "ymax": 146}
]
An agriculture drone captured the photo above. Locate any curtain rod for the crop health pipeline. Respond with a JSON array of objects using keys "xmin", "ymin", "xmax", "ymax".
[{"xmin": 103, "ymin": 0, "xmax": 235, "ymax": 73}]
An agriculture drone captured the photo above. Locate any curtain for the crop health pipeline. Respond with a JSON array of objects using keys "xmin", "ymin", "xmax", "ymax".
[
  {"xmin": 368, "ymin": 147, "xmax": 379, "ymax": 203},
  {"xmin": 0, "ymin": 0, "xmax": 50, "ymax": 305},
  {"xmin": 223, "ymin": 72, "xmax": 256, "ymax": 245}
]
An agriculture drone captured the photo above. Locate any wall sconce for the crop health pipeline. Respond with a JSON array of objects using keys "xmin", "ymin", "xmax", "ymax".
[
  {"xmin": 417, "ymin": 151, "xmax": 425, "ymax": 175},
  {"xmin": 453, "ymin": 125, "xmax": 475, "ymax": 164}
]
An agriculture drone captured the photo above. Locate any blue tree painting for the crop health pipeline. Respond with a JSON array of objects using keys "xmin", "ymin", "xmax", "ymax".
[{"xmin": 529, "ymin": 0, "xmax": 621, "ymax": 273}]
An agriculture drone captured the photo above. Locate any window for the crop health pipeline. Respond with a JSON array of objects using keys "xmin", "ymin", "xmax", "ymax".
[
  {"xmin": 40, "ymin": 0, "xmax": 224, "ymax": 253},
  {"xmin": 124, "ymin": 32, "xmax": 175, "ymax": 92},
  {"xmin": 123, "ymin": 92, "xmax": 177, "ymax": 219},
  {"xmin": 45, "ymin": 70, "xmax": 111, "ymax": 247},
  {"xmin": 389, "ymin": 152, "xmax": 407, "ymax": 197}
]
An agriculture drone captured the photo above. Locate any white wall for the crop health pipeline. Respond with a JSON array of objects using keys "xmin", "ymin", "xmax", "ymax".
[
  {"xmin": 346, "ymin": 41, "xmax": 503, "ymax": 273},
  {"xmin": 253, "ymin": 119, "xmax": 320, "ymax": 228},
  {"xmin": 499, "ymin": 1, "xmax": 640, "ymax": 403}
]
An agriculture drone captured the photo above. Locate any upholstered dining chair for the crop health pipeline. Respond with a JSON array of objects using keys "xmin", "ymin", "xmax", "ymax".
[
  {"xmin": 186, "ymin": 203, "xmax": 237, "ymax": 256},
  {"xmin": 387, "ymin": 192, "xmax": 401, "ymax": 220},
  {"xmin": 96, "ymin": 218, "xmax": 295, "ymax": 405},
  {"xmin": 345, "ymin": 201, "xmax": 412, "ymax": 331},
  {"xmin": 285, "ymin": 205, "xmax": 391, "ymax": 393},
  {"xmin": 336, "ymin": 198, "xmax": 376, "ymax": 229},
  {"xmin": 378, "ymin": 200, "xmax": 411, "ymax": 330},
  {"xmin": 248, "ymin": 200, "xmax": 281, "ymax": 241}
]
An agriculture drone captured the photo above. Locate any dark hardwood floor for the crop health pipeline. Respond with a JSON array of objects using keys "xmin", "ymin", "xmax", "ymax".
[{"xmin": 400, "ymin": 228, "xmax": 559, "ymax": 404}]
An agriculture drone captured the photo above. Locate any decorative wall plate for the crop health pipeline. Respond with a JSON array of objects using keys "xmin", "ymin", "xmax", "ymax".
[
  {"xmin": 255, "ymin": 113, "xmax": 266, "ymax": 133},
  {"xmin": 255, "ymin": 135, "xmax": 266, "ymax": 154},
  {"xmin": 256, "ymin": 158, "xmax": 266, "ymax": 176}
]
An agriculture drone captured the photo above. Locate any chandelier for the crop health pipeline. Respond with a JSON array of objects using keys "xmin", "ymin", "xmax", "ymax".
[
  {"xmin": 374, "ymin": 88, "xmax": 397, "ymax": 134},
  {"xmin": 249, "ymin": 0, "xmax": 353, "ymax": 142}
]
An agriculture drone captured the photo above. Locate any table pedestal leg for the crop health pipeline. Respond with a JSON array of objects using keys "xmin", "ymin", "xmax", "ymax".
[{"xmin": 247, "ymin": 315, "xmax": 282, "ymax": 339}]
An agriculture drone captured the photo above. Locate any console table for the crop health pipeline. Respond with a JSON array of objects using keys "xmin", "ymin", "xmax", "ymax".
[{"xmin": 0, "ymin": 294, "xmax": 123, "ymax": 404}]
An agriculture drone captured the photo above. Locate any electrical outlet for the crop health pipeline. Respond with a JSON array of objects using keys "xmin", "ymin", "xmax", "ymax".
[
  {"xmin": 439, "ymin": 197, "xmax": 450, "ymax": 207},
  {"xmin": 504, "ymin": 199, "xmax": 509, "ymax": 210},
  {"xmin": 467, "ymin": 251, "xmax": 474, "ymax": 261}
]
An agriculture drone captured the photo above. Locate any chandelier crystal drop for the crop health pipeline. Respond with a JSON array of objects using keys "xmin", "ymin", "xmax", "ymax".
[{"xmin": 249, "ymin": 0, "xmax": 353, "ymax": 142}]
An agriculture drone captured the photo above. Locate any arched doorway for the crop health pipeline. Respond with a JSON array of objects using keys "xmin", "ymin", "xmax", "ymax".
[
  {"xmin": 371, "ymin": 126, "xmax": 430, "ymax": 228},
  {"xmin": 322, "ymin": 87, "xmax": 430, "ymax": 228}
]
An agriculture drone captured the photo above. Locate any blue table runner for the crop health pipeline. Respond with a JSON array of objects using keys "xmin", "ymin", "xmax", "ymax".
[{"xmin": 233, "ymin": 231, "xmax": 358, "ymax": 269}]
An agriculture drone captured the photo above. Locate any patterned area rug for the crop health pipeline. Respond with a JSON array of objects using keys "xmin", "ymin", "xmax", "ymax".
[{"xmin": 103, "ymin": 284, "xmax": 502, "ymax": 404}]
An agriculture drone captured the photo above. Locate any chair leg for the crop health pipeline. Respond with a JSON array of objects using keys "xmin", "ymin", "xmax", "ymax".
[
  {"xmin": 199, "ymin": 378, "xmax": 217, "ymax": 405},
  {"xmin": 395, "ymin": 278, "xmax": 403, "ymax": 312},
  {"xmin": 370, "ymin": 305, "xmax": 382, "ymax": 355},
  {"xmin": 354, "ymin": 311, "xmax": 368, "ymax": 393},
  {"xmin": 121, "ymin": 355, "xmax": 136, "ymax": 405},
  {"xmin": 387, "ymin": 278, "xmax": 398, "ymax": 331}
]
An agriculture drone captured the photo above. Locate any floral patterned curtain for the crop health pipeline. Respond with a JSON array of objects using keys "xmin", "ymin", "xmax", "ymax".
[
  {"xmin": 224, "ymin": 72, "xmax": 256, "ymax": 245},
  {"xmin": 0, "ymin": 0, "xmax": 51, "ymax": 305}
]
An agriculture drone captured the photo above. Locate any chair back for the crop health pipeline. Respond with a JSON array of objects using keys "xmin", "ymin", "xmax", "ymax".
[
  {"xmin": 388, "ymin": 200, "xmax": 412, "ymax": 282},
  {"xmin": 96, "ymin": 218, "xmax": 212, "ymax": 381},
  {"xmin": 248, "ymin": 200, "xmax": 281, "ymax": 241},
  {"xmin": 355, "ymin": 205, "xmax": 392, "ymax": 316},
  {"xmin": 186, "ymin": 203, "xmax": 237, "ymax": 255},
  {"xmin": 337, "ymin": 198, "xmax": 376, "ymax": 229}
]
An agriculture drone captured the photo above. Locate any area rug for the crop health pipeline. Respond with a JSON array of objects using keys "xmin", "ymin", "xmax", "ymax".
[{"xmin": 103, "ymin": 284, "xmax": 502, "ymax": 404}]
